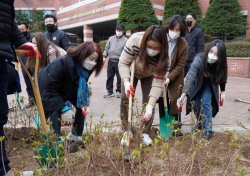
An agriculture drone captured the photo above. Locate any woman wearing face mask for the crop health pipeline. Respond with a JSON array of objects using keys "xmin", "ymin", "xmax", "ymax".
[
  {"xmin": 119, "ymin": 25, "xmax": 169, "ymax": 146},
  {"xmin": 38, "ymin": 42, "xmax": 103, "ymax": 144},
  {"xmin": 30, "ymin": 32, "xmax": 66, "ymax": 72},
  {"xmin": 158, "ymin": 14, "xmax": 188, "ymax": 136},
  {"xmin": 177, "ymin": 39, "xmax": 228, "ymax": 140}
]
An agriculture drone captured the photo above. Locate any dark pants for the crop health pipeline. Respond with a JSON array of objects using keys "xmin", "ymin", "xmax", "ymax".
[
  {"xmin": 120, "ymin": 76, "xmax": 153, "ymax": 134},
  {"xmin": 106, "ymin": 59, "xmax": 121, "ymax": 93},
  {"xmin": 20, "ymin": 55, "xmax": 34, "ymax": 98},
  {"xmin": 0, "ymin": 59, "xmax": 11, "ymax": 175},
  {"xmin": 43, "ymin": 95, "xmax": 85, "ymax": 136}
]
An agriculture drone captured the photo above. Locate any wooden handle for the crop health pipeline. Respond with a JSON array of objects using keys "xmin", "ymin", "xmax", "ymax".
[
  {"xmin": 16, "ymin": 49, "xmax": 48, "ymax": 133},
  {"xmin": 163, "ymin": 86, "xmax": 167, "ymax": 108}
]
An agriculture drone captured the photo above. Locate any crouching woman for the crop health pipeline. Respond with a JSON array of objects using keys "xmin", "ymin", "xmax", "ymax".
[{"xmin": 38, "ymin": 41, "xmax": 103, "ymax": 140}]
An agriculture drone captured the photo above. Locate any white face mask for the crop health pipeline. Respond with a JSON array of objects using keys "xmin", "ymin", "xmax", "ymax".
[
  {"xmin": 116, "ymin": 31, "xmax": 123, "ymax": 37},
  {"xmin": 207, "ymin": 53, "xmax": 218, "ymax": 64},
  {"xmin": 146, "ymin": 48, "xmax": 160, "ymax": 57},
  {"xmin": 168, "ymin": 30, "xmax": 180, "ymax": 40},
  {"xmin": 82, "ymin": 58, "xmax": 97, "ymax": 70}
]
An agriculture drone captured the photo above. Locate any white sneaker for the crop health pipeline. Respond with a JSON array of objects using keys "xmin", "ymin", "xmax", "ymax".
[
  {"xmin": 21, "ymin": 171, "xmax": 34, "ymax": 176},
  {"xmin": 66, "ymin": 132, "xmax": 82, "ymax": 142},
  {"xmin": 121, "ymin": 131, "xmax": 133, "ymax": 146},
  {"xmin": 142, "ymin": 134, "xmax": 152, "ymax": 146}
]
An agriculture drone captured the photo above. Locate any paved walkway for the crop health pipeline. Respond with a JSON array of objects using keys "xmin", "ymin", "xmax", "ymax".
[{"xmin": 8, "ymin": 64, "xmax": 250, "ymax": 133}]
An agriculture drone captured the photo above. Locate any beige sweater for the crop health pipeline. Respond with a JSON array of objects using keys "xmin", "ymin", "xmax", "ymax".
[
  {"xmin": 119, "ymin": 32, "xmax": 169, "ymax": 99},
  {"xmin": 48, "ymin": 44, "xmax": 66, "ymax": 63}
]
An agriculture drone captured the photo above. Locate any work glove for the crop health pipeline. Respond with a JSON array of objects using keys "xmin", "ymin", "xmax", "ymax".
[
  {"xmin": 177, "ymin": 93, "xmax": 186, "ymax": 110},
  {"xmin": 220, "ymin": 91, "xmax": 225, "ymax": 106},
  {"xmin": 124, "ymin": 81, "xmax": 135, "ymax": 99},
  {"xmin": 165, "ymin": 78, "xmax": 170, "ymax": 85},
  {"xmin": 141, "ymin": 104, "xmax": 154, "ymax": 123},
  {"xmin": 18, "ymin": 42, "xmax": 41, "ymax": 58},
  {"xmin": 81, "ymin": 106, "xmax": 90, "ymax": 116},
  {"xmin": 61, "ymin": 109, "xmax": 74, "ymax": 126}
]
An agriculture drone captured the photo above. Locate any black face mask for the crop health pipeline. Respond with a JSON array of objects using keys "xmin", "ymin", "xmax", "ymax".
[
  {"xmin": 22, "ymin": 31, "xmax": 28, "ymax": 37},
  {"xmin": 46, "ymin": 24, "xmax": 55, "ymax": 32},
  {"xmin": 186, "ymin": 20, "xmax": 193, "ymax": 27}
]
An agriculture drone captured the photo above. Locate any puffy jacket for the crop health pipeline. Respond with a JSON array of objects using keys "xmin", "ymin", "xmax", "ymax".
[
  {"xmin": 38, "ymin": 55, "xmax": 91, "ymax": 113},
  {"xmin": 44, "ymin": 27, "xmax": 70, "ymax": 51},
  {"xmin": 0, "ymin": 0, "xmax": 27, "ymax": 60}
]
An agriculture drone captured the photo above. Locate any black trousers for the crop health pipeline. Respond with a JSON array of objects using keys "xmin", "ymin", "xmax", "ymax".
[{"xmin": 106, "ymin": 59, "xmax": 121, "ymax": 93}]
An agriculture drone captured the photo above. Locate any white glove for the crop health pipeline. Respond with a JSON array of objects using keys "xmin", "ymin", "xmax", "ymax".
[
  {"xmin": 81, "ymin": 106, "xmax": 90, "ymax": 116},
  {"xmin": 221, "ymin": 91, "xmax": 225, "ymax": 101},
  {"xmin": 176, "ymin": 93, "xmax": 186, "ymax": 109},
  {"xmin": 124, "ymin": 81, "xmax": 135, "ymax": 99},
  {"xmin": 61, "ymin": 109, "xmax": 74, "ymax": 126},
  {"xmin": 141, "ymin": 104, "xmax": 154, "ymax": 123},
  {"xmin": 165, "ymin": 78, "xmax": 170, "ymax": 85}
]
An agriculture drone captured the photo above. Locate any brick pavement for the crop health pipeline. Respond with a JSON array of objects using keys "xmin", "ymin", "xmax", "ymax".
[{"xmin": 7, "ymin": 64, "xmax": 250, "ymax": 133}]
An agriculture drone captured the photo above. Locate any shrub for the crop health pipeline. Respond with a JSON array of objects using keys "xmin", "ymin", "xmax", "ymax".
[
  {"xmin": 225, "ymin": 38, "xmax": 250, "ymax": 57},
  {"xmin": 99, "ymin": 40, "xmax": 107, "ymax": 52}
]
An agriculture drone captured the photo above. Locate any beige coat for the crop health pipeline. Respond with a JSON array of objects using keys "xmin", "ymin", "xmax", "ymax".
[
  {"xmin": 119, "ymin": 32, "xmax": 169, "ymax": 99},
  {"xmin": 167, "ymin": 37, "xmax": 188, "ymax": 115}
]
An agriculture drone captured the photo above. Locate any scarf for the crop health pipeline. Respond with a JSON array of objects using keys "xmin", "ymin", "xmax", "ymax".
[{"xmin": 76, "ymin": 66, "xmax": 90, "ymax": 108}]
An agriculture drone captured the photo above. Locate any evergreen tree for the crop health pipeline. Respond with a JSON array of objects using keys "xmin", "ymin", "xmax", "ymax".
[
  {"xmin": 117, "ymin": 0, "xmax": 159, "ymax": 32},
  {"xmin": 202, "ymin": 0, "xmax": 247, "ymax": 41},
  {"xmin": 15, "ymin": 9, "xmax": 45, "ymax": 32},
  {"xmin": 163, "ymin": 0, "xmax": 200, "ymax": 24}
]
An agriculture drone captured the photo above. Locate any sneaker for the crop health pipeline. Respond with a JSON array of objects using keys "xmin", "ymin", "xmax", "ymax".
[
  {"xmin": 121, "ymin": 131, "xmax": 133, "ymax": 146},
  {"xmin": 172, "ymin": 121, "xmax": 183, "ymax": 137},
  {"xmin": 103, "ymin": 92, "xmax": 115, "ymax": 98},
  {"xmin": 142, "ymin": 133, "xmax": 152, "ymax": 146},
  {"xmin": 116, "ymin": 92, "xmax": 121, "ymax": 98},
  {"xmin": 21, "ymin": 171, "xmax": 34, "ymax": 176},
  {"xmin": 66, "ymin": 132, "xmax": 82, "ymax": 142}
]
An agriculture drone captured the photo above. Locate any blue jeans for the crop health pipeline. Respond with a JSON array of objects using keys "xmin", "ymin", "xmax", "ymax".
[
  {"xmin": 0, "ymin": 59, "xmax": 11, "ymax": 174},
  {"xmin": 193, "ymin": 82, "xmax": 213, "ymax": 132}
]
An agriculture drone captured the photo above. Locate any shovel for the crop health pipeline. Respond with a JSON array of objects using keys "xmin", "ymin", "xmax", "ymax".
[
  {"xmin": 123, "ymin": 60, "xmax": 135, "ymax": 162},
  {"xmin": 16, "ymin": 49, "xmax": 48, "ymax": 132},
  {"xmin": 16, "ymin": 50, "xmax": 63, "ymax": 168},
  {"xmin": 159, "ymin": 86, "xmax": 175, "ymax": 139}
]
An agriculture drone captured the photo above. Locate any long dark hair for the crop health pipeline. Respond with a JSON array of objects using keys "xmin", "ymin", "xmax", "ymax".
[
  {"xmin": 67, "ymin": 41, "xmax": 103, "ymax": 76},
  {"xmin": 203, "ymin": 39, "xmax": 228, "ymax": 83},
  {"xmin": 139, "ymin": 25, "xmax": 169, "ymax": 76},
  {"xmin": 165, "ymin": 14, "xmax": 186, "ymax": 37},
  {"xmin": 31, "ymin": 32, "xmax": 61, "ymax": 71}
]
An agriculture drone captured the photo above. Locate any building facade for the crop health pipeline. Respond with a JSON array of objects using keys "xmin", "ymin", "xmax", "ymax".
[{"xmin": 15, "ymin": 0, "xmax": 250, "ymax": 43}]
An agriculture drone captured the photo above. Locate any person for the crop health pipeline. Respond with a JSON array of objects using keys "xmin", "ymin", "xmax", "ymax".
[
  {"xmin": 17, "ymin": 21, "xmax": 35, "ymax": 105},
  {"xmin": 177, "ymin": 39, "xmax": 227, "ymax": 140},
  {"xmin": 44, "ymin": 14, "xmax": 70, "ymax": 51},
  {"xmin": 0, "ymin": 0, "xmax": 38, "ymax": 175},
  {"xmin": 184, "ymin": 13, "xmax": 205, "ymax": 76},
  {"xmin": 103, "ymin": 24, "xmax": 127, "ymax": 98},
  {"xmin": 30, "ymin": 32, "xmax": 66, "ymax": 71},
  {"xmin": 38, "ymin": 41, "xmax": 103, "ymax": 142},
  {"xmin": 157, "ymin": 15, "xmax": 188, "ymax": 136},
  {"xmin": 119, "ymin": 25, "xmax": 169, "ymax": 146}
]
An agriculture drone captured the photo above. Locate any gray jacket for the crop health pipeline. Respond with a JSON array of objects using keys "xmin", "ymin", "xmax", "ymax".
[
  {"xmin": 103, "ymin": 35, "xmax": 127, "ymax": 62},
  {"xmin": 183, "ymin": 53, "xmax": 226, "ymax": 117}
]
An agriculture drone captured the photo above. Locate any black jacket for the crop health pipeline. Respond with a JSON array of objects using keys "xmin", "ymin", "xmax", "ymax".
[
  {"xmin": 185, "ymin": 26, "xmax": 204, "ymax": 63},
  {"xmin": 44, "ymin": 27, "xmax": 70, "ymax": 51},
  {"xmin": 38, "ymin": 55, "xmax": 91, "ymax": 113},
  {"xmin": 0, "ymin": 0, "xmax": 27, "ymax": 60}
]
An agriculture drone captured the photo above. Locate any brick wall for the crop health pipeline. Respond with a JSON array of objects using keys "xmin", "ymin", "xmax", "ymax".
[{"xmin": 228, "ymin": 57, "xmax": 250, "ymax": 78}]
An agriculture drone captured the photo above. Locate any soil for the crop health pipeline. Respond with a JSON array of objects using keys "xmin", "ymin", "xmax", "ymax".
[{"xmin": 4, "ymin": 127, "xmax": 250, "ymax": 176}]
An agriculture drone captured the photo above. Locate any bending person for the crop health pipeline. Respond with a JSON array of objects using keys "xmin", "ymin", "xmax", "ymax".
[
  {"xmin": 177, "ymin": 39, "xmax": 227, "ymax": 140},
  {"xmin": 119, "ymin": 25, "xmax": 169, "ymax": 146},
  {"xmin": 38, "ymin": 42, "xmax": 103, "ymax": 142}
]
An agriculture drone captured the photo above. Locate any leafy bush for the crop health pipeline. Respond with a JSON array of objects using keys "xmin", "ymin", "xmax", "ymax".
[
  {"xmin": 99, "ymin": 40, "xmax": 107, "ymax": 52},
  {"xmin": 225, "ymin": 38, "xmax": 250, "ymax": 57}
]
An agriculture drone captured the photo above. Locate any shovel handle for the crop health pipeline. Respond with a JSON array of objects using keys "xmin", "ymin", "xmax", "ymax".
[{"xmin": 163, "ymin": 86, "xmax": 167, "ymax": 108}]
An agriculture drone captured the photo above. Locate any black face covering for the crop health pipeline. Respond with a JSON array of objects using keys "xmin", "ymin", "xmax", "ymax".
[
  {"xmin": 186, "ymin": 20, "xmax": 193, "ymax": 27},
  {"xmin": 46, "ymin": 24, "xmax": 55, "ymax": 32},
  {"xmin": 22, "ymin": 31, "xmax": 28, "ymax": 37}
]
